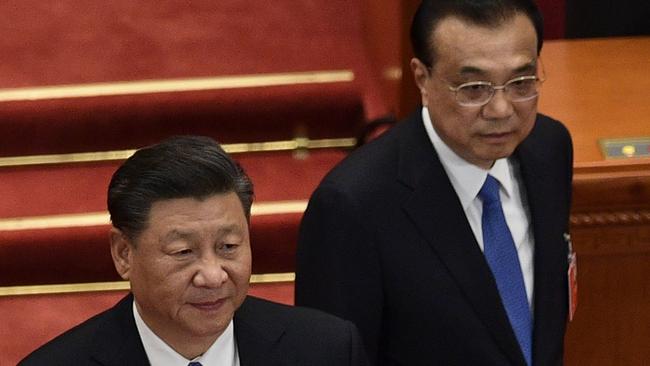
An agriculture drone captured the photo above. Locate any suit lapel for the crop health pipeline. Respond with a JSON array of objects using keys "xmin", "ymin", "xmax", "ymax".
[
  {"xmin": 90, "ymin": 294, "xmax": 150, "ymax": 366},
  {"xmin": 234, "ymin": 297, "xmax": 286, "ymax": 366},
  {"xmin": 398, "ymin": 111, "xmax": 527, "ymax": 365},
  {"xmin": 516, "ymin": 126, "xmax": 567, "ymax": 364}
]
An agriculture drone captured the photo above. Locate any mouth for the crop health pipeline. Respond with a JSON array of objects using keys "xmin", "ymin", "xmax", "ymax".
[
  {"xmin": 479, "ymin": 131, "xmax": 514, "ymax": 143},
  {"xmin": 189, "ymin": 298, "xmax": 227, "ymax": 312}
]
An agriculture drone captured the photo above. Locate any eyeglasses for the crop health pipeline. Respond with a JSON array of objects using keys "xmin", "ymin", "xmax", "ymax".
[{"xmin": 447, "ymin": 75, "xmax": 544, "ymax": 107}]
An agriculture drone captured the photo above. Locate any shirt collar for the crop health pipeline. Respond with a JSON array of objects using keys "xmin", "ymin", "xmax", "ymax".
[
  {"xmin": 133, "ymin": 299, "xmax": 238, "ymax": 366},
  {"xmin": 421, "ymin": 107, "xmax": 515, "ymax": 206}
]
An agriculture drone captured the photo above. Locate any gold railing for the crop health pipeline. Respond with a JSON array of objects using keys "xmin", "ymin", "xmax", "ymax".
[
  {"xmin": 0, "ymin": 137, "xmax": 357, "ymax": 168},
  {"xmin": 0, "ymin": 70, "xmax": 354, "ymax": 102},
  {"xmin": 0, "ymin": 272, "xmax": 295, "ymax": 297},
  {"xmin": 0, "ymin": 200, "xmax": 308, "ymax": 232}
]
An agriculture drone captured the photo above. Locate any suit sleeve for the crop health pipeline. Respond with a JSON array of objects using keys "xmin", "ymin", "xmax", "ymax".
[
  {"xmin": 295, "ymin": 182, "xmax": 383, "ymax": 364},
  {"xmin": 346, "ymin": 319, "xmax": 371, "ymax": 366}
]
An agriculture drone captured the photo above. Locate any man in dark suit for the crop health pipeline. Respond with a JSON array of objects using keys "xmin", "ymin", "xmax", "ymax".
[
  {"xmin": 20, "ymin": 136, "xmax": 367, "ymax": 366},
  {"xmin": 295, "ymin": 1, "xmax": 573, "ymax": 365}
]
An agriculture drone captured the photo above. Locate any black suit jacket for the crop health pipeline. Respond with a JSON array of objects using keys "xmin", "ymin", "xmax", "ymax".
[
  {"xmin": 19, "ymin": 294, "xmax": 368, "ymax": 366},
  {"xmin": 295, "ymin": 109, "xmax": 573, "ymax": 365}
]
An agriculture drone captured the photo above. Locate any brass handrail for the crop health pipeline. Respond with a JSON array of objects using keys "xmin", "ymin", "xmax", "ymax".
[
  {"xmin": 0, "ymin": 273, "xmax": 295, "ymax": 297},
  {"xmin": 0, "ymin": 200, "xmax": 308, "ymax": 232},
  {"xmin": 0, "ymin": 70, "xmax": 354, "ymax": 102},
  {"xmin": 0, "ymin": 137, "xmax": 356, "ymax": 168}
]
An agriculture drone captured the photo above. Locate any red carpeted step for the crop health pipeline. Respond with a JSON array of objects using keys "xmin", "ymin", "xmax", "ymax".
[
  {"xmin": 0, "ymin": 213, "xmax": 304, "ymax": 286},
  {"xmin": 0, "ymin": 1, "xmax": 389, "ymax": 119},
  {"xmin": 0, "ymin": 150, "xmax": 347, "ymax": 217},
  {"xmin": 0, "ymin": 83, "xmax": 362, "ymax": 157},
  {"xmin": 0, "ymin": 1, "xmax": 364, "ymax": 86},
  {"xmin": 0, "ymin": 0, "xmax": 371, "ymax": 288},
  {"xmin": 0, "ymin": 149, "xmax": 347, "ymax": 286}
]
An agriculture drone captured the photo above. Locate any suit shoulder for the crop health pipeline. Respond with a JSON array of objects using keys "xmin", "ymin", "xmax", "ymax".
[
  {"xmin": 239, "ymin": 296, "xmax": 359, "ymax": 341},
  {"xmin": 319, "ymin": 114, "xmax": 419, "ymax": 194},
  {"xmin": 237, "ymin": 297, "xmax": 367, "ymax": 365},
  {"xmin": 242, "ymin": 296, "xmax": 353, "ymax": 327},
  {"xmin": 327, "ymin": 126, "xmax": 400, "ymax": 180},
  {"xmin": 534, "ymin": 113, "xmax": 572, "ymax": 141}
]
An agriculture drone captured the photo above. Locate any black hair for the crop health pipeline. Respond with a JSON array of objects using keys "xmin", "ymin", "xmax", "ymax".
[
  {"xmin": 107, "ymin": 135, "xmax": 254, "ymax": 240},
  {"xmin": 410, "ymin": 0, "xmax": 544, "ymax": 67}
]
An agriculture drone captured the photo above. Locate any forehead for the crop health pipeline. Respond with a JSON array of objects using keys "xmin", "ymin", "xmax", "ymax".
[
  {"xmin": 430, "ymin": 13, "xmax": 538, "ymax": 76},
  {"xmin": 143, "ymin": 193, "xmax": 248, "ymax": 237}
]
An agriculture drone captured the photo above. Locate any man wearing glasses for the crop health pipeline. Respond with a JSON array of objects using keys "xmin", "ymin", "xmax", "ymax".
[{"xmin": 296, "ymin": 0, "xmax": 573, "ymax": 365}]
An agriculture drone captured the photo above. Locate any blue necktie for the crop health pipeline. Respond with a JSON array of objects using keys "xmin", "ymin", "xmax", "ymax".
[
  {"xmin": 479, "ymin": 175, "xmax": 532, "ymax": 365},
  {"xmin": 188, "ymin": 362, "xmax": 203, "ymax": 366}
]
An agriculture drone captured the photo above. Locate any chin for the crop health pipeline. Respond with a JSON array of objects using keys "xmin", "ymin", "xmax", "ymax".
[
  {"xmin": 487, "ymin": 144, "xmax": 517, "ymax": 159},
  {"xmin": 187, "ymin": 319, "xmax": 231, "ymax": 338}
]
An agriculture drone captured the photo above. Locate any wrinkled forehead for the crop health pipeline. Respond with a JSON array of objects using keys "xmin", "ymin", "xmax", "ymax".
[
  {"xmin": 429, "ymin": 12, "xmax": 538, "ymax": 60},
  {"xmin": 429, "ymin": 14, "xmax": 538, "ymax": 76}
]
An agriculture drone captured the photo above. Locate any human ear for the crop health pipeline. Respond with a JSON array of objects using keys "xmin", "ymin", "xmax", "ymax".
[
  {"xmin": 410, "ymin": 58, "xmax": 430, "ymax": 106},
  {"xmin": 109, "ymin": 227, "xmax": 133, "ymax": 280}
]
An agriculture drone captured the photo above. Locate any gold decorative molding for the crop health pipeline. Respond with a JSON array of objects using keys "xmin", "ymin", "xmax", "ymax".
[
  {"xmin": 0, "ymin": 70, "xmax": 354, "ymax": 102},
  {"xmin": 250, "ymin": 272, "xmax": 295, "ymax": 284},
  {"xmin": 0, "ymin": 281, "xmax": 130, "ymax": 297},
  {"xmin": 0, "ymin": 150, "xmax": 137, "ymax": 168},
  {"xmin": 570, "ymin": 210, "xmax": 650, "ymax": 227},
  {"xmin": 0, "ymin": 137, "xmax": 356, "ymax": 168},
  {"xmin": 0, "ymin": 200, "xmax": 308, "ymax": 232},
  {"xmin": 250, "ymin": 200, "xmax": 307, "ymax": 216},
  {"xmin": 0, "ymin": 212, "xmax": 109, "ymax": 231},
  {"xmin": 0, "ymin": 272, "xmax": 295, "ymax": 297}
]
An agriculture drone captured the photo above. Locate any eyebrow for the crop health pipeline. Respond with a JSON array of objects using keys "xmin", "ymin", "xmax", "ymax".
[
  {"xmin": 161, "ymin": 225, "xmax": 243, "ymax": 244},
  {"xmin": 161, "ymin": 230, "xmax": 197, "ymax": 244},
  {"xmin": 458, "ymin": 60, "xmax": 538, "ymax": 78},
  {"xmin": 513, "ymin": 61, "xmax": 537, "ymax": 74}
]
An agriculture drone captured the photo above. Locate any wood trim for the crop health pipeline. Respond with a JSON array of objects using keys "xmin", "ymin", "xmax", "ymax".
[
  {"xmin": 571, "ymin": 210, "xmax": 650, "ymax": 227},
  {"xmin": 573, "ymin": 158, "xmax": 650, "ymax": 178},
  {"xmin": 572, "ymin": 158, "xmax": 650, "ymax": 210}
]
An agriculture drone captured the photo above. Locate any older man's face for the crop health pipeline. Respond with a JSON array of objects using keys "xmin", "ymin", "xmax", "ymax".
[
  {"xmin": 112, "ymin": 192, "xmax": 251, "ymax": 351},
  {"xmin": 412, "ymin": 13, "xmax": 540, "ymax": 169}
]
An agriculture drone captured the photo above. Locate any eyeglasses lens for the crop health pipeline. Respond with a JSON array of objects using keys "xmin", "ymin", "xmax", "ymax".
[{"xmin": 456, "ymin": 77, "xmax": 540, "ymax": 106}]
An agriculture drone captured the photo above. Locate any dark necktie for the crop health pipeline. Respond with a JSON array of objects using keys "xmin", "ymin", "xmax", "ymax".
[
  {"xmin": 188, "ymin": 362, "xmax": 203, "ymax": 366},
  {"xmin": 479, "ymin": 174, "xmax": 532, "ymax": 365}
]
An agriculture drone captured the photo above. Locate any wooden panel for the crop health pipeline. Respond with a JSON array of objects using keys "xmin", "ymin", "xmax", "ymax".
[
  {"xmin": 539, "ymin": 37, "xmax": 650, "ymax": 163},
  {"xmin": 567, "ymin": 160, "xmax": 650, "ymax": 365},
  {"xmin": 541, "ymin": 39, "xmax": 650, "ymax": 365}
]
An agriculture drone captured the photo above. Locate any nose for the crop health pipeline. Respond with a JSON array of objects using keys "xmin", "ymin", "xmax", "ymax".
[
  {"xmin": 192, "ymin": 254, "xmax": 229, "ymax": 288},
  {"xmin": 481, "ymin": 89, "xmax": 514, "ymax": 120}
]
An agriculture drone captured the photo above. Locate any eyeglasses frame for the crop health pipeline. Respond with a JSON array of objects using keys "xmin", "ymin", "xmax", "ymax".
[
  {"xmin": 446, "ymin": 75, "xmax": 545, "ymax": 107},
  {"xmin": 421, "ymin": 58, "xmax": 547, "ymax": 108}
]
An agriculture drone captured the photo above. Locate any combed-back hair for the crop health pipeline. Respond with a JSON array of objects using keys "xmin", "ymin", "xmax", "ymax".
[
  {"xmin": 107, "ymin": 135, "xmax": 254, "ymax": 241},
  {"xmin": 410, "ymin": 0, "xmax": 544, "ymax": 67}
]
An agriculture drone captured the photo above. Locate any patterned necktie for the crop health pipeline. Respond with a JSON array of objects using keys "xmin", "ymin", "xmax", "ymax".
[{"xmin": 479, "ymin": 175, "xmax": 532, "ymax": 365}]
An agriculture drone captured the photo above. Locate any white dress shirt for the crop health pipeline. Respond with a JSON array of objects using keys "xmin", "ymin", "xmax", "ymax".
[
  {"xmin": 133, "ymin": 300, "xmax": 240, "ymax": 366},
  {"xmin": 422, "ymin": 107, "xmax": 535, "ymax": 308}
]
